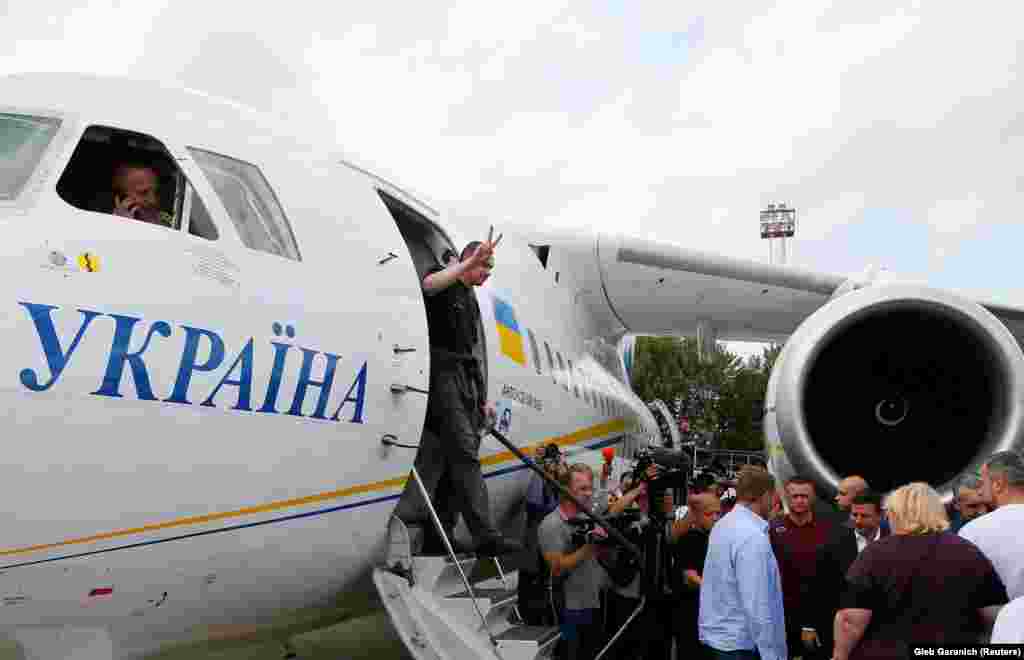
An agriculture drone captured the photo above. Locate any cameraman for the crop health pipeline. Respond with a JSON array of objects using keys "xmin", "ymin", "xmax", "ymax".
[
  {"xmin": 519, "ymin": 444, "xmax": 566, "ymax": 624},
  {"xmin": 539, "ymin": 463, "xmax": 609, "ymax": 660},
  {"xmin": 603, "ymin": 470, "xmax": 676, "ymax": 660}
]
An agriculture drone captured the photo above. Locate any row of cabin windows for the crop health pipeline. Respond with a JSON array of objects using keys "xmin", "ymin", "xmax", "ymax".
[
  {"xmin": 522, "ymin": 326, "xmax": 629, "ymax": 420},
  {"xmin": 30, "ymin": 120, "xmax": 303, "ymax": 261}
]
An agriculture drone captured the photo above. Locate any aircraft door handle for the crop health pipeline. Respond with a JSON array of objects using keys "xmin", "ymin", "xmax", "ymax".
[
  {"xmin": 391, "ymin": 383, "xmax": 429, "ymax": 395},
  {"xmin": 378, "ymin": 252, "xmax": 398, "ymax": 265},
  {"xmin": 393, "ymin": 344, "xmax": 417, "ymax": 354},
  {"xmin": 382, "ymin": 434, "xmax": 419, "ymax": 449}
]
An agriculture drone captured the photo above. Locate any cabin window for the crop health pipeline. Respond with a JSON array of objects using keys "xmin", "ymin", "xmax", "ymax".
[
  {"xmin": 556, "ymin": 352, "xmax": 568, "ymax": 391},
  {"xmin": 544, "ymin": 341, "xmax": 556, "ymax": 383},
  {"xmin": 56, "ymin": 125, "xmax": 218, "ymax": 238},
  {"xmin": 529, "ymin": 244, "xmax": 550, "ymax": 269},
  {"xmin": 180, "ymin": 183, "xmax": 219, "ymax": 240},
  {"xmin": 1, "ymin": 113, "xmax": 60, "ymax": 201},
  {"xmin": 527, "ymin": 329, "xmax": 542, "ymax": 376},
  {"xmin": 188, "ymin": 147, "xmax": 301, "ymax": 260}
]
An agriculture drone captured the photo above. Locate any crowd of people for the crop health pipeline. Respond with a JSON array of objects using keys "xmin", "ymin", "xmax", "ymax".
[
  {"xmin": 516, "ymin": 445, "xmax": 1024, "ymax": 660},
  {"xmin": 383, "ymin": 230, "xmax": 1023, "ymax": 659}
]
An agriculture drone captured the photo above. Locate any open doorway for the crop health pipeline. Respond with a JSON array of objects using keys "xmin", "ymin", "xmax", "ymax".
[{"xmin": 377, "ymin": 190, "xmax": 489, "ymax": 388}]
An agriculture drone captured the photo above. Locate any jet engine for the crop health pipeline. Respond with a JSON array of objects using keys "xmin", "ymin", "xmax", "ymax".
[
  {"xmin": 764, "ymin": 283, "xmax": 1024, "ymax": 501},
  {"xmin": 647, "ymin": 399, "xmax": 681, "ymax": 448}
]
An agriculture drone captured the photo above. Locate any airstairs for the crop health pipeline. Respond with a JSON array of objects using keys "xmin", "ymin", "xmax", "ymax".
[{"xmin": 373, "ymin": 469, "xmax": 560, "ymax": 660}]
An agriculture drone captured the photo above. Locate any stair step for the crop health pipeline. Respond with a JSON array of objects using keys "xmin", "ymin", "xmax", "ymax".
[
  {"xmin": 439, "ymin": 586, "xmax": 519, "ymax": 635},
  {"xmin": 411, "ymin": 553, "xmax": 480, "ymax": 597},
  {"xmin": 495, "ymin": 625, "xmax": 560, "ymax": 644},
  {"xmin": 448, "ymin": 587, "xmax": 517, "ymax": 609},
  {"xmin": 495, "ymin": 624, "xmax": 561, "ymax": 658}
]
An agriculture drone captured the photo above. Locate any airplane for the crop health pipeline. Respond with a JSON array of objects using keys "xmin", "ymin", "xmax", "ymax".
[{"xmin": 1, "ymin": 72, "xmax": 1023, "ymax": 659}]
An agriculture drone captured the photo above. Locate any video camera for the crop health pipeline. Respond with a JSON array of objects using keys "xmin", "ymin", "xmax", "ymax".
[
  {"xmin": 567, "ymin": 510, "xmax": 648, "ymax": 589},
  {"xmin": 566, "ymin": 509, "xmax": 644, "ymax": 549},
  {"xmin": 540, "ymin": 443, "xmax": 562, "ymax": 466},
  {"xmin": 630, "ymin": 447, "xmax": 691, "ymax": 505}
]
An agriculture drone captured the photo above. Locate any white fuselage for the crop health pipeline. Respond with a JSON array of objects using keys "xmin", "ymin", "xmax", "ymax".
[{"xmin": 0, "ymin": 73, "xmax": 659, "ymax": 657}]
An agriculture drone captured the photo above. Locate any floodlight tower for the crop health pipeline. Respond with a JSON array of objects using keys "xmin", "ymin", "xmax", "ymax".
[{"xmin": 760, "ymin": 203, "xmax": 796, "ymax": 265}]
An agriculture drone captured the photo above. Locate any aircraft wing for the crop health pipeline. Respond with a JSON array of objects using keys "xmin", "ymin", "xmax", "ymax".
[{"xmin": 597, "ymin": 234, "xmax": 1024, "ymax": 346}]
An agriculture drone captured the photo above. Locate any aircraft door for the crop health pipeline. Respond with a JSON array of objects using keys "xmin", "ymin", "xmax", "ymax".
[{"xmin": 175, "ymin": 149, "xmax": 431, "ymax": 493}]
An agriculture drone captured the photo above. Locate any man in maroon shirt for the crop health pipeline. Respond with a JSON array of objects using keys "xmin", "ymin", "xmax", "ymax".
[{"xmin": 770, "ymin": 476, "xmax": 833, "ymax": 660}]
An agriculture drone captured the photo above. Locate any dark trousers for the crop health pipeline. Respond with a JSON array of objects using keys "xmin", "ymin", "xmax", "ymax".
[
  {"xmin": 604, "ymin": 591, "xmax": 669, "ymax": 660},
  {"xmin": 673, "ymin": 597, "xmax": 702, "ymax": 660},
  {"xmin": 393, "ymin": 363, "xmax": 497, "ymax": 544},
  {"xmin": 557, "ymin": 608, "xmax": 602, "ymax": 660},
  {"xmin": 518, "ymin": 568, "xmax": 558, "ymax": 626}
]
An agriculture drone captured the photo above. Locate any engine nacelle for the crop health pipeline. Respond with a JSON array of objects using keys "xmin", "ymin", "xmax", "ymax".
[
  {"xmin": 764, "ymin": 283, "xmax": 1024, "ymax": 502},
  {"xmin": 647, "ymin": 399, "xmax": 681, "ymax": 448}
]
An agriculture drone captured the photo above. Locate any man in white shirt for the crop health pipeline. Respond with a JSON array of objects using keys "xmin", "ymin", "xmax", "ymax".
[
  {"xmin": 960, "ymin": 451, "xmax": 1024, "ymax": 599},
  {"xmin": 991, "ymin": 596, "xmax": 1024, "ymax": 643}
]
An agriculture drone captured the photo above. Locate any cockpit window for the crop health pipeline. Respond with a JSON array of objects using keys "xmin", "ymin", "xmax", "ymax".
[
  {"xmin": 1, "ymin": 113, "xmax": 60, "ymax": 201},
  {"xmin": 188, "ymin": 147, "xmax": 300, "ymax": 261},
  {"xmin": 56, "ymin": 125, "xmax": 216, "ymax": 240}
]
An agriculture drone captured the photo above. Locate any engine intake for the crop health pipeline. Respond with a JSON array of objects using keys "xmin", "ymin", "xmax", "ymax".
[{"xmin": 769, "ymin": 284, "xmax": 1024, "ymax": 500}]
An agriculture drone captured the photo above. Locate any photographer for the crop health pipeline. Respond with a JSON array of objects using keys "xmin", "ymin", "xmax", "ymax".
[
  {"xmin": 539, "ymin": 463, "xmax": 609, "ymax": 660},
  {"xmin": 519, "ymin": 444, "xmax": 566, "ymax": 624},
  {"xmin": 603, "ymin": 469, "xmax": 676, "ymax": 660}
]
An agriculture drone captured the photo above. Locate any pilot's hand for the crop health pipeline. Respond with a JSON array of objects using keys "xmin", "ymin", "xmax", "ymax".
[
  {"xmin": 645, "ymin": 465, "xmax": 659, "ymax": 480},
  {"xmin": 466, "ymin": 241, "xmax": 495, "ymax": 269},
  {"xmin": 113, "ymin": 194, "xmax": 141, "ymax": 219}
]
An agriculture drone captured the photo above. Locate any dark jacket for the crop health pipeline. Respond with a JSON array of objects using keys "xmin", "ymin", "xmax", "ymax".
[{"xmin": 813, "ymin": 524, "xmax": 891, "ymax": 646}]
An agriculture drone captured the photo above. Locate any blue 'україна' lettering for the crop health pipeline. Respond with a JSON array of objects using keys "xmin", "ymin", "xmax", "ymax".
[{"xmin": 17, "ymin": 302, "xmax": 367, "ymax": 423}]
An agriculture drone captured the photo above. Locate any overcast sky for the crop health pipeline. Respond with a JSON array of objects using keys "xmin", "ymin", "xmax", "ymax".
[{"xmin": 3, "ymin": 1, "xmax": 1023, "ymax": 310}]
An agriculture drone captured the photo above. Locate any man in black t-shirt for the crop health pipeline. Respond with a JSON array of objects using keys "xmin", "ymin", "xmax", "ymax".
[
  {"xmin": 673, "ymin": 492, "xmax": 720, "ymax": 659},
  {"xmin": 393, "ymin": 237, "xmax": 521, "ymax": 557}
]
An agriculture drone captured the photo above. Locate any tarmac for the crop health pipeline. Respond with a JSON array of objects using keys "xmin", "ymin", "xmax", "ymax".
[{"xmin": 0, "ymin": 612, "xmax": 409, "ymax": 659}]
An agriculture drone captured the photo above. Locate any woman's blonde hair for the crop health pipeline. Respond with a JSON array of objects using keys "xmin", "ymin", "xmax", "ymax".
[{"xmin": 884, "ymin": 482, "xmax": 950, "ymax": 535}]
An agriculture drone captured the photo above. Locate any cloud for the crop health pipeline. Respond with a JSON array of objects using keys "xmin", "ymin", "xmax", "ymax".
[{"xmin": 1, "ymin": 1, "xmax": 1022, "ymax": 304}]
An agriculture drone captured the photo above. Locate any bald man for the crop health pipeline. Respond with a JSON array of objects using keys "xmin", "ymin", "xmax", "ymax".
[
  {"xmin": 828, "ymin": 475, "xmax": 890, "ymax": 534},
  {"xmin": 674, "ymin": 492, "xmax": 722, "ymax": 660},
  {"xmin": 835, "ymin": 476, "xmax": 869, "ymax": 513}
]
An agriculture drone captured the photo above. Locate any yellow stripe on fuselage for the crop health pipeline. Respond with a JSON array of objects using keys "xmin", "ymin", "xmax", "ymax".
[{"xmin": 0, "ymin": 418, "xmax": 626, "ymax": 559}]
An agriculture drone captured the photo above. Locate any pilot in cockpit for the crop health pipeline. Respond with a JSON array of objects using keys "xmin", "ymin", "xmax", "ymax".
[{"xmin": 110, "ymin": 162, "xmax": 174, "ymax": 227}]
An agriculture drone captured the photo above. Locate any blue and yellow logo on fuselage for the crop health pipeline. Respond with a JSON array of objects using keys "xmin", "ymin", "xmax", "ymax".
[{"xmin": 492, "ymin": 296, "xmax": 526, "ymax": 366}]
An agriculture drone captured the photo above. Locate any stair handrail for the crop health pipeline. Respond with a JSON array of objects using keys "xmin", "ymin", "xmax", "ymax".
[
  {"xmin": 409, "ymin": 466, "xmax": 497, "ymax": 648},
  {"xmin": 486, "ymin": 426, "xmax": 642, "ymax": 560}
]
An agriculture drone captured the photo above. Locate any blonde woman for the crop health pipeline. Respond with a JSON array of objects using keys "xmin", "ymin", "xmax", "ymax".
[{"xmin": 832, "ymin": 483, "xmax": 1007, "ymax": 660}]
